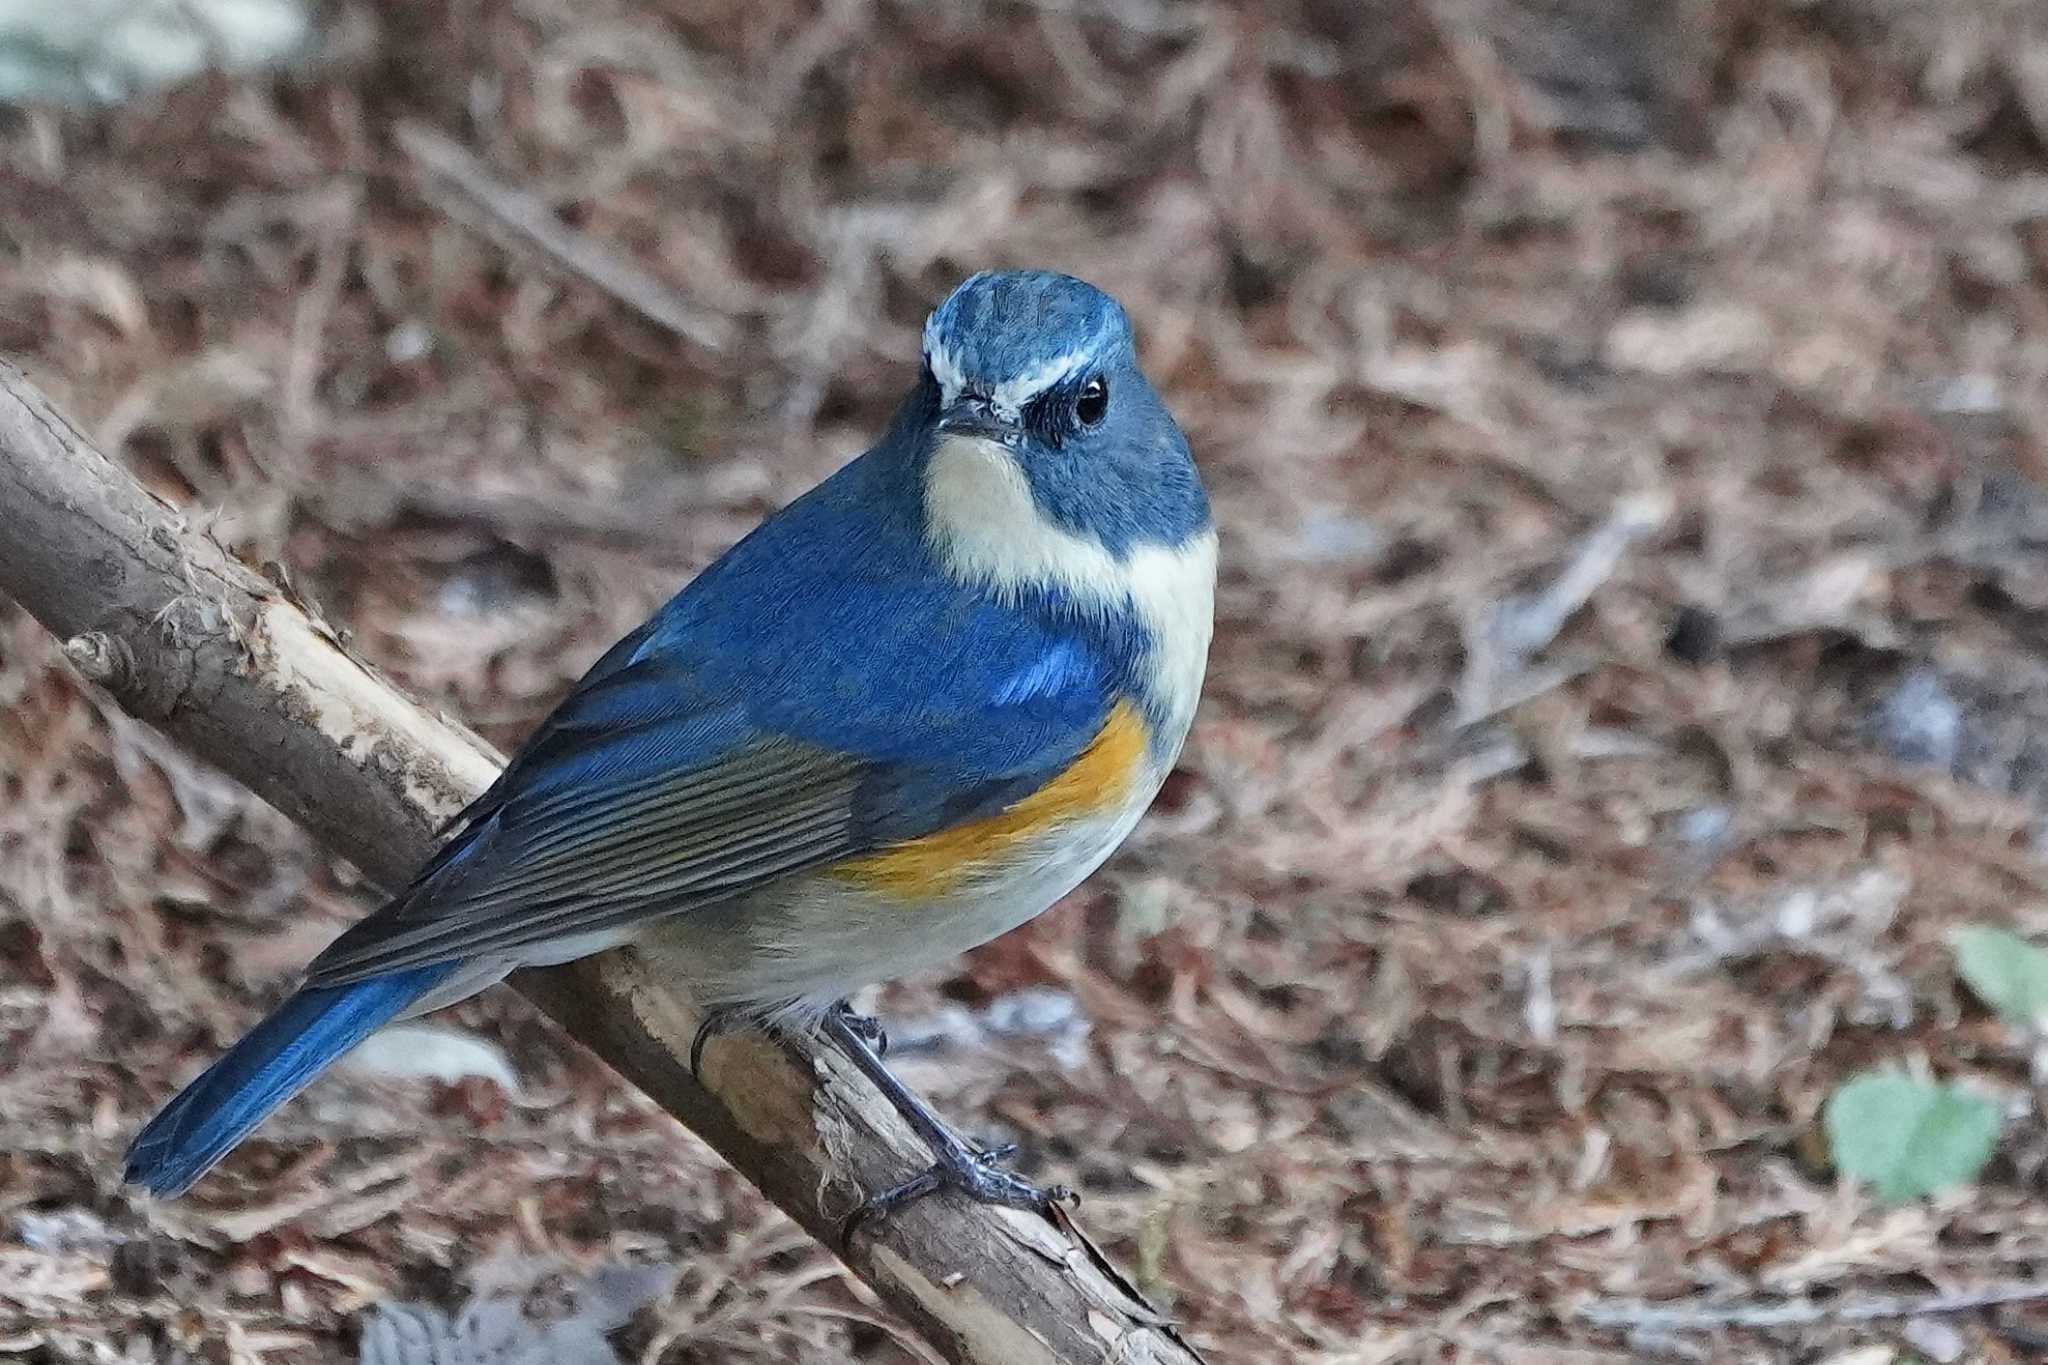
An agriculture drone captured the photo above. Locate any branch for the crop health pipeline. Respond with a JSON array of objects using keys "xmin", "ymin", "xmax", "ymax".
[{"xmin": 0, "ymin": 359, "xmax": 1205, "ymax": 1365}]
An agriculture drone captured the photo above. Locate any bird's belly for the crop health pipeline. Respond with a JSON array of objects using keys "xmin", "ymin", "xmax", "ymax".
[{"xmin": 654, "ymin": 780, "xmax": 1158, "ymax": 1017}]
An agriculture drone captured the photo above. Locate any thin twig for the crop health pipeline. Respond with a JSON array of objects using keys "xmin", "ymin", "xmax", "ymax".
[
  {"xmin": 397, "ymin": 122, "xmax": 734, "ymax": 352},
  {"xmin": 1574, "ymin": 1281, "xmax": 2048, "ymax": 1331}
]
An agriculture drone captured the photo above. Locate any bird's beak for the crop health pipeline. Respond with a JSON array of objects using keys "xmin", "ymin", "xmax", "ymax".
[{"xmin": 936, "ymin": 393, "xmax": 1023, "ymax": 445}]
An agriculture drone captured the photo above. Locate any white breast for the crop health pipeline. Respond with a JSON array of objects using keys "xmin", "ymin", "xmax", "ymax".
[{"xmin": 922, "ymin": 434, "xmax": 1218, "ymax": 740}]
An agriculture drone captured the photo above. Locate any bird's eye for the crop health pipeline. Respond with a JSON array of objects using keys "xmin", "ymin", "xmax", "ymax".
[{"xmin": 1075, "ymin": 376, "xmax": 1109, "ymax": 426}]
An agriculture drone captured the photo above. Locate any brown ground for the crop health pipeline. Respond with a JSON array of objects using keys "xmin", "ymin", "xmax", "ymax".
[{"xmin": 8, "ymin": 0, "xmax": 2048, "ymax": 1360}]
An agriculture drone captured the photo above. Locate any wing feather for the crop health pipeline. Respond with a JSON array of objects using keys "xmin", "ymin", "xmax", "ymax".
[{"xmin": 305, "ymin": 741, "xmax": 864, "ymax": 984}]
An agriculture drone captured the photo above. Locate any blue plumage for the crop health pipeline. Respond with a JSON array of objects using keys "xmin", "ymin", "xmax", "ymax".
[
  {"xmin": 654, "ymin": 444, "xmax": 1115, "ymax": 771},
  {"xmin": 921, "ymin": 270, "xmax": 1130, "ymax": 395},
  {"xmin": 124, "ymin": 269, "xmax": 1216, "ymax": 1208},
  {"xmin": 124, "ymin": 964, "xmax": 457, "ymax": 1196}
]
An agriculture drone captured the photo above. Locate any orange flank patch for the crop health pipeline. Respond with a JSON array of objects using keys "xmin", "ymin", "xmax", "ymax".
[{"xmin": 831, "ymin": 700, "xmax": 1150, "ymax": 900}]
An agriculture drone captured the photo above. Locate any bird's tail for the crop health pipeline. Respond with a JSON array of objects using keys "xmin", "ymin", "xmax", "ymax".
[{"xmin": 123, "ymin": 963, "xmax": 457, "ymax": 1198}]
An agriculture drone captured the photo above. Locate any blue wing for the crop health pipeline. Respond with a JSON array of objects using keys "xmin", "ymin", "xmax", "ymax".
[{"xmin": 305, "ymin": 450, "xmax": 1116, "ymax": 984}]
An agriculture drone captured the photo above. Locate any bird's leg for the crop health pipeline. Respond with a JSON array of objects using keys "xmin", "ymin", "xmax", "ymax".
[
  {"xmin": 827, "ymin": 998, "xmax": 888, "ymax": 1058},
  {"xmin": 818, "ymin": 1008, "xmax": 1073, "ymax": 1246},
  {"xmin": 695, "ymin": 1000, "xmax": 886, "ymax": 1080},
  {"xmin": 694, "ymin": 1000, "xmax": 885, "ymax": 1083}
]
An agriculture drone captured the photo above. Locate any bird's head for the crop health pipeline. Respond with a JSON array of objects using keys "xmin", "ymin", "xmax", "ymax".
[{"xmin": 913, "ymin": 271, "xmax": 1210, "ymax": 580}]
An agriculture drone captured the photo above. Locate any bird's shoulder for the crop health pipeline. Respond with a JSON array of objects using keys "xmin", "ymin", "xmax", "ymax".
[
  {"xmin": 470, "ymin": 452, "xmax": 1132, "ymax": 820},
  {"xmin": 647, "ymin": 455, "xmax": 1134, "ymax": 763}
]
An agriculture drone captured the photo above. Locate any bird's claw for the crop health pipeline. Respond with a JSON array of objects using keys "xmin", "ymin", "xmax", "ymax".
[
  {"xmin": 839, "ymin": 1139, "xmax": 1076, "ymax": 1248},
  {"xmin": 830, "ymin": 1003, "xmax": 888, "ymax": 1058},
  {"xmin": 688, "ymin": 1008, "xmax": 743, "ymax": 1081},
  {"xmin": 813, "ymin": 1004, "xmax": 1068, "ymax": 1250}
]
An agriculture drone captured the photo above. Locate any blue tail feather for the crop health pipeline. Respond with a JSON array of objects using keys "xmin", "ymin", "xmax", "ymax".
[{"xmin": 124, "ymin": 964, "xmax": 458, "ymax": 1197}]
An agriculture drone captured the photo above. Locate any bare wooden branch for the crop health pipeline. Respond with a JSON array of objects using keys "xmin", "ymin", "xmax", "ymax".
[{"xmin": 0, "ymin": 358, "xmax": 1206, "ymax": 1365}]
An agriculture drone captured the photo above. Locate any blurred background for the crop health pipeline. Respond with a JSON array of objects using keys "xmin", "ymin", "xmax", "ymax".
[{"xmin": 8, "ymin": 0, "xmax": 2048, "ymax": 1360}]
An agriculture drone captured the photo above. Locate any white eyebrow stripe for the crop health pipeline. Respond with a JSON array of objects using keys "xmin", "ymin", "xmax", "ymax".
[
  {"xmin": 919, "ymin": 324, "xmax": 1092, "ymax": 415},
  {"xmin": 924, "ymin": 335, "xmax": 966, "ymax": 405},
  {"xmin": 989, "ymin": 349, "xmax": 1088, "ymax": 416}
]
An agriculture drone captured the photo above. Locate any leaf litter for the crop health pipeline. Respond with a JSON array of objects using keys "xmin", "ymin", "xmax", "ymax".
[{"xmin": 9, "ymin": 0, "xmax": 2048, "ymax": 1359}]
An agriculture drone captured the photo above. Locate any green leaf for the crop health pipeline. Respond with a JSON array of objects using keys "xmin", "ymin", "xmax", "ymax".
[
  {"xmin": 1952, "ymin": 925, "xmax": 2048, "ymax": 1030},
  {"xmin": 1824, "ymin": 1071, "xmax": 2001, "ymax": 1202}
]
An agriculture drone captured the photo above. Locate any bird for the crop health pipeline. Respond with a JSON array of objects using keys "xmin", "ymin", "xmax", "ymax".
[{"xmin": 123, "ymin": 269, "xmax": 1217, "ymax": 1231}]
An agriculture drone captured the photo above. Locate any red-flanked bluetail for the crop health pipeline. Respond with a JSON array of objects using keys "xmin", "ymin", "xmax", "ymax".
[{"xmin": 124, "ymin": 270, "xmax": 1216, "ymax": 1228}]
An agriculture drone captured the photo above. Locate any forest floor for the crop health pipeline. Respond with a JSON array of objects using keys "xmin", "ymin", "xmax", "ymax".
[{"xmin": 9, "ymin": 0, "xmax": 2048, "ymax": 1360}]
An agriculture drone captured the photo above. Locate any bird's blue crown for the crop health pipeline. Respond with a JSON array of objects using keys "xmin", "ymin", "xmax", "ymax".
[{"xmin": 921, "ymin": 270, "xmax": 1133, "ymax": 402}]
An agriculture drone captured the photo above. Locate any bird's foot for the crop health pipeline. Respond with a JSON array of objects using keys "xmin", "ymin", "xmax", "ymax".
[
  {"xmin": 840, "ymin": 1133, "xmax": 1075, "ymax": 1248},
  {"xmin": 814, "ymin": 1005, "xmax": 1070, "ymax": 1248}
]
